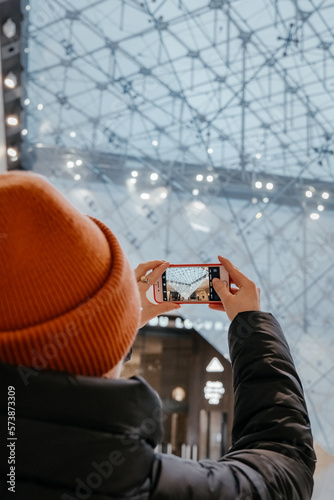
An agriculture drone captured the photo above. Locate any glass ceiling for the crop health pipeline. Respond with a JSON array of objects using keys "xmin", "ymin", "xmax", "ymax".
[{"xmin": 22, "ymin": 0, "xmax": 334, "ymax": 454}]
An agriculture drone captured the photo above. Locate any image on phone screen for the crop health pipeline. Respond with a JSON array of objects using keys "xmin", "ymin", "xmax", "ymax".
[{"xmin": 161, "ymin": 266, "xmax": 221, "ymax": 302}]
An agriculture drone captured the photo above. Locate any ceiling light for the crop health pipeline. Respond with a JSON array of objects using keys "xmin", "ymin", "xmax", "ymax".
[
  {"xmin": 37, "ymin": 103, "xmax": 43, "ymax": 110},
  {"xmin": 206, "ymin": 357, "xmax": 224, "ymax": 372},
  {"xmin": 255, "ymin": 153, "xmax": 262, "ymax": 159},
  {"xmin": 160, "ymin": 191, "xmax": 168, "ymax": 199},
  {"xmin": 263, "ymin": 197, "xmax": 269, "ymax": 203},
  {"xmin": 317, "ymin": 204, "xmax": 324, "ymax": 212},
  {"xmin": 76, "ymin": 159, "xmax": 82, "ymax": 166},
  {"xmin": 207, "ymin": 147, "xmax": 213, "ymax": 154},
  {"xmin": 140, "ymin": 193, "xmax": 150, "ymax": 200},
  {"xmin": 255, "ymin": 212, "xmax": 262, "ymax": 219},
  {"xmin": 3, "ymin": 18, "xmax": 16, "ymax": 38},
  {"xmin": 70, "ymin": 131, "xmax": 76, "ymax": 138},
  {"xmin": 192, "ymin": 188, "xmax": 199, "ymax": 196},
  {"xmin": 7, "ymin": 147, "xmax": 18, "ymax": 157},
  {"xmin": 305, "ymin": 190, "xmax": 313, "ymax": 198},
  {"xmin": 67, "ymin": 161, "xmax": 74, "ymax": 168},
  {"xmin": 152, "ymin": 140, "xmax": 159, "ymax": 146},
  {"xmin": 190, "ymin": 222, "xmax": 210, "ymax": 233},
  {"xmin": 207, "ymin": 175, "xmax": 213, "ymax": 182},
  {"xmin": 150, "ymin": 173, "xmax": 158, "ymax": 181},
  {"xmin": 252, "ymin": 197, "xmax": 258, "ymax": 204},
  {"xmin": 26, "ymin": 5, "xmax": 31, "ymax": 11},
  {"xmin": 36, "ymin": 143, "xmax": 43, "ymax": 148},
  {"xmin": 6, "ymin": 116, "xmax": 18, "ymax": 126},
  {"xmin": 322, "ymin": 192, "xmax": 329, "ymax": 200},
  {"xmin": 255, "ymin": 181, "xmax": 262, "ymax": 189},
  {"xmin": 131, "ymin": 170, "xmax": 138, "ymax": 177},
  {"xmin": 4, "ymin": 72, "xmax": 17, "ymax": 89},
  {"xmin": 129, "ymin": 178, "xmax": 137, "ymax": 185},
  {"xmin": 266, "ymin": 182, "xmax": 274, "ymax": 190},
  {"xmin": 24, "ymin": 98, "xmax": 30, "ymax": 106},
  {"xmin": 310, "ymin": 213, "xmax": 320, "ymax": 220},
  {"xmin": 193, "ymin": 201, "xmax": 206, "ymax": 210},
  {"xmin": 74, "ymin": 174, "xmax": 81, "ymax": 181},
  {"xmin": 21, "ymin": 129, "xmax": 28, "ymax": 136},
  {"xmin": 196, "ymin": 174, "xmax": 203, "ymax": 181}
]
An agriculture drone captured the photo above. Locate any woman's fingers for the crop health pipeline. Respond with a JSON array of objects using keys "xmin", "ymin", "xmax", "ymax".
[
  {"xmin": 146, "ymin": 261, "xmax": 169, "ymax": 285},
  {"xmin": 209, "ymin": 303, "xmax": 226, "ymax": 312},
  {"xmin": 134, "ymin": 260, "xmax": 167, "ymax": 281},
  {"xmin": 217, "ymin": 256, "xmax": 249, "ymax": 288}
]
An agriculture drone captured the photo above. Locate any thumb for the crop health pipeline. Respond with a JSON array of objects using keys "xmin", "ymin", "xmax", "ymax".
[{"xmin": 212, "ymin": 278, "xmax": 230, "ymax": 304}]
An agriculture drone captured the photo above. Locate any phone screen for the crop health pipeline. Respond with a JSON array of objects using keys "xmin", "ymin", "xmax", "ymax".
[{"xmin": 161, "ymin": 266, "xmax": 222, "ymax": 302}]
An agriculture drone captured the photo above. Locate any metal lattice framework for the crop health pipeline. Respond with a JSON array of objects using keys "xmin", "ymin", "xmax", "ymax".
[
  {"xmin": 22, "ymin": 0, "xmax": 334, "ymax": 454},
  {"xmin": 166, "ymin": 266, "xmax": 209, "ymax": 299}
]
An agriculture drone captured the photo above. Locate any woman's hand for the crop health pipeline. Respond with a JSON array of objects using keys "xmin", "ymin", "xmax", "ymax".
[
  {"xmin": 209, "ymin": 256, "xmax": 261, "ymax": 322},
  {"xmin": 134, "ymin": 260, "xmax": 181, "ymax": 329}
]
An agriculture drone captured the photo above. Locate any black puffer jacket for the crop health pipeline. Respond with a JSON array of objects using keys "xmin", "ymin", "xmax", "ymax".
[{"xmin": 0, "ymin": 312, "xmax": 316, "ymax": 499}]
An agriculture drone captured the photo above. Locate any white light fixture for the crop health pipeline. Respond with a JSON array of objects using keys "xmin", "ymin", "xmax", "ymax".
[
  {"xmin": 266, "ymin": 182, "xmax": 274, "ymax": 190},
  {"xmin": 252, "ymin": 197, "xmax": 258, "ymax": 204},
  {"xmin": 310, "ymin": 213, "xmax": 320, "ymax": 220},
  {"xmin": 24, "ymin": 98, "xmax": 30, "ymax": 106},
  {"xmin": 70, "ymin": 131, "xmax": 76, "ymax": 138},
  {"xmin": 128, "ymin": 178, "xmax": 137, "ymax": 185},
  {"xmin": 207, "ymin": 147, "xmax": 213, "ymax": 154},
  {"xmin": 206, "ymin": 357, "xmax": 224, "ymax": 373},
  {"xmin": 322, "ymin": 192, "xmax": 329, "ymax": 200},
  {"xmin": 196, "ymin": 174, "xmax": 203, "ymax": 181},
  {"xmin": 317, "ymin": 204, "xmax": 324, "ymax": 212},
  {"xmin": 150, "ymin": 173, "xmax": 158, "ymax": 181},
  {"xmin": 255, "ymin": 212, "xmax": 262, "ymax": 219},
  {"xmin": 204, "ymin": 381, "xmax": 225, "ymax": 405},
  {"xmin": 207, "ymin": 175, "xmax": 213, "ymax": 182},
  {"xmin": 3, "ymin": 18, "xmax": 16, "ymax": 38},
  {"xmin": 255, "ymin": 153, "xmax": 262, "ymax": 159},
  {"xmin": 74, "ymin": 174, "xmax": 81, "ymax": 181},
  {"xmin": 190, "ymin": 222, "xmax": 210, "ymax": 233},
  {"xmin": 131, "ymin": 170, "xmax": 138, "ymax": 178},
  {"xmin": 26, "ymin": 5, "xmax": 31, "ymax": 11},
  {"xmin": 7, "ymin": 147, "xmax": 18, "ymax": 157},
  {"xmin": 263, "ymin": 197, "xmax": 269, "ymax": 203},
  {"xmin": 21, "ymin": 128, "xmax": 28, "ymax": 136},
  {"xmin": 67, "ymin": 161, "xmax": 74, "ymax": 169},
  {"xmin": 172, "ymin": 387, "xmax": 186, "ymax": 402},
  {"xmin": 36, "ymin": 143, "xmax": 43, "ymax": 148},
  {"xmin": 255, "ymin": 181, "xmax": 262, "ymax": 189},
  {"xmin": 140, "ymin": 193, "xmax": 150, "ymax": 200},
  {"xmin": 192, "ymin": 188, "xmax": 199, "ymax": 196},
  {"xmin": 159, "ymin": 316, "xmax": 169, "ymax": 327},
  {"xmin": 193, "ymin": 200, "xmax": 206, "ymax": 211},
  {"xmin": 6, "ymin": 116, "xmax": 18, "ymax": 126},
  {"xmin": 305, "ymin": 190, "xmax": 313, "ymax": 198},
  {"xmin": 37, "ymin": 103, "xmax": 43, "ymax": 111},
  {"xmin": 160, "ymin": 191, "xmax": 168, "ymax": 199},
  {"xmin": 152, "ymin": 140, "xmax": 159, "ymax": 147},
  {"xmin": 4, "ymin": 72, "xmax": 17, "ymax": 89},
  {"xmin": 76, "ymin": 159, "xmax": 82, "ymax": 166}
]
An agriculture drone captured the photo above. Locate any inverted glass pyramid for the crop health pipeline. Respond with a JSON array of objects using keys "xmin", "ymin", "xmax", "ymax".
[{"xmin": 166, "ymin": 267, "xmax": 208, "ymax": 300}]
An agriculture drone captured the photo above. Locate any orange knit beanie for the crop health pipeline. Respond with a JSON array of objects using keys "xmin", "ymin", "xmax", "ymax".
[{"xmin": 0, "ymin": 171, "xmax": 141, "ymax": 376}]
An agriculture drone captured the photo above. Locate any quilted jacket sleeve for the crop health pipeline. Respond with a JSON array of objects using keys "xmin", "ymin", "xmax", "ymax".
[{"xmin": 150, "ymin": 312, "xmax": 316, "ymax": 500}]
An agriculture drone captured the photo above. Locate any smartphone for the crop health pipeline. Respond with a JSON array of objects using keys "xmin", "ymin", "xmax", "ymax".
[{"xmin": 153, "ymin": 264, "xmax": 229, "ymax": 304}]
